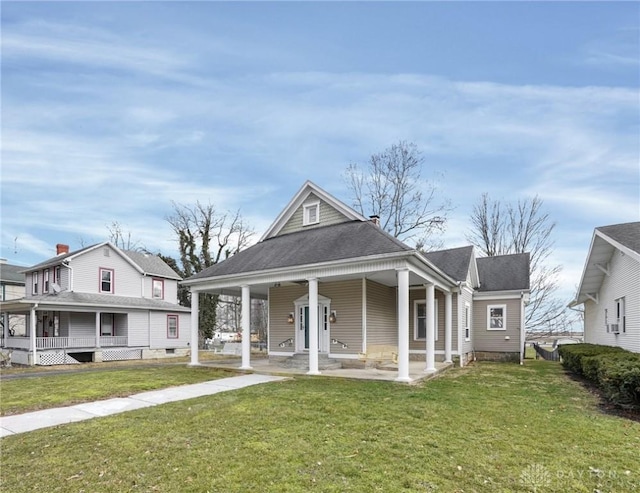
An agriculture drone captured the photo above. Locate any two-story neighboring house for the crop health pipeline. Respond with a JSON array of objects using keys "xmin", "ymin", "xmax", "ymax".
[
  {"xmin": 570, "ymin": 222, "xmax": 640, "ymax": 353},
  {"xmin": 0, "ymin": 242, "xmax": 191, "ymax": 365},
  {"xmin": 1, "ymin": 259, "xmax": 27, "ymax": 345}
]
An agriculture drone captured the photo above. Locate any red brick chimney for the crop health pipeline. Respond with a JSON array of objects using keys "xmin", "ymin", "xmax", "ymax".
[{"xmin": 56, "ymin": 244, "xmax": 69, "ymax": 255}]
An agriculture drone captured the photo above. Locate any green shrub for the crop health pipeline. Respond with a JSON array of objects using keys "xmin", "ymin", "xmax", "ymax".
[{"xmin": 558, "ymin": 344, "xmax": 640, "ymax": 410}]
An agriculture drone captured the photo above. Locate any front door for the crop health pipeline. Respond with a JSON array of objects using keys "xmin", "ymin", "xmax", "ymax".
[{"xmin": 298, "ymin": 304, "xmax": 329, "ymax": 353}]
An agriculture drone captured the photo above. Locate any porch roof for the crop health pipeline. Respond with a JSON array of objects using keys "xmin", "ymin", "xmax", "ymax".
[
  {"xmin": 0, "ymin": 292, "xmax": 190, "ymax": 312},
  {"xmin": 186, "ymin": 220, "xmax": 413, "ymax": 281}
]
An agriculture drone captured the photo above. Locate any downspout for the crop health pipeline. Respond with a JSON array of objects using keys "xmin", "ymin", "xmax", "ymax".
[{"xmin": 456, "ymin": 281, "xmax": 463, "ymax": 367}]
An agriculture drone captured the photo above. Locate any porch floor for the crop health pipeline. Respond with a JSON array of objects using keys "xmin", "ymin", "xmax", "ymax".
[{"xmin": 200, "ymin": 357, "xmax": 454, "ymax": 383}]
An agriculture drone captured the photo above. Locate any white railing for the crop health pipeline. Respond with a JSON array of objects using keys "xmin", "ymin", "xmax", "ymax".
[
  {"xmin": 37, "ymin": 337, "xmax": 97, "ymax": 349},
  {"xmin": 100, "ymin": 336, "xmax": 128, "ymax": 347}
]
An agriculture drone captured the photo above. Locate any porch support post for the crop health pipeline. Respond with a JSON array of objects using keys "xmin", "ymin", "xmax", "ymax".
[
  {"xmin": 189, "ymin": 289, "xmax": 200, "ymax": 366},
  {"xmin": 2, "ymin": 312, "xmax": 8, "ymax": 344},
  {"xmin": 240, "ymin": 285, "xmax": 252, "ymax": 370},
  {"xmin": 444, "ymin": 292, "xmax": 452, "ymax": 364},
  {"xmin": 425, "ymin": 283, "xmax": 436, "ymax": 373},
  {"xmin": 307, "ymin": 277, "xmax": 320, "ymax": 375},
  {"xmin": 29, "ymin": 306, "xmax": 37, "ymax": 366},
  {"xmin": 395, "ymin": 268, "xmax": 411, "ymax": 383},
  {"xmin": 95, "ymin": 312, "xmax": 101, "ymax": 348}
]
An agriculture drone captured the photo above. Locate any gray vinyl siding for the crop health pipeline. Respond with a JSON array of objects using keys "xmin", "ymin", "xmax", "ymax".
[
  {"xmin": 278, "ymin": 193, "xmax": 351, "ymax": 236},
  {"xmin": 127, "ymin": 311, "xmax": 150, "ymax": 346},
  {"xmin": 69, "ymin": 312, "xmax": 96, "ymax": 338},
  {"xmin": 142, "ymin": 277, "xmax": 179, "ymax": 303},
  {"xmin": 366, "ymin": 280, "xmax": 397, "ymax": 346},
  {"xmin": 268, "ymin": 280, "xmax": 363, "ymax": 355},
  {"xmin": 149, "ymin": 312, "xmax": 190, "ymax": 349},
  {"xmin": 584, "ymin": 250, "xmax": 640, "ymax": 353},
  {"xmin": 472, "ymin": 298, "xmax": 522, "ymax": 352},
  {"xmin": 72, "ymin": 245, "xmax": 141, "ymax": 296},
  {"xmin": 408, "ymin": 289, "xmax": 459, "ymax": 352}
]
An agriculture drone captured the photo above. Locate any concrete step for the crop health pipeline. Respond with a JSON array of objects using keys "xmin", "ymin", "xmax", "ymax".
[{"xmin": 280, "ymin": 353, "xmax": 342, "ymax": 370}]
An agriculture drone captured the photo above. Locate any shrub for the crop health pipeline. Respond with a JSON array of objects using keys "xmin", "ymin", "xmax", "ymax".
[{"xmin": 558, "ymin": 344, "xmax": 640, "ymax": 410}]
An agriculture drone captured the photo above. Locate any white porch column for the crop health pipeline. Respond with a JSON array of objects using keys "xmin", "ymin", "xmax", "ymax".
[
  {"xmin": 444, "ymin": 292, "xmax": 452, "ymax": 364},
  {"xmin": 307, "ymin": 277, "xmax": 320, "ymax": 375},
  {"xmin": 189, "ymin": 290, "xmax": 200, "ymax": 366},
  {"xmin": 240, "ymin": 285, "xmax": 252, "ymax": 370},
  {"xmin": 425, "ymin": 283, "xmax": 436, "ymax": 373},
  {"xmin": 29, "ymin": 306, "xmax": 37, "ymax": 366},
  {"xmin": 396, "ymin": 268, "xmax": 411, "ymax": 382},
  {"xmin": 95, "ymin": 312, "xmax": 101, "ymax": 348},
  {"xmin": 3, "ymin": 312, "xmax": 8, "ymax": 343}
]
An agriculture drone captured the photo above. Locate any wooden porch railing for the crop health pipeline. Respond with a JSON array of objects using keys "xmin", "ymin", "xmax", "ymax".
[{"xmin": 5, "ymin": 336, "xmax": 129, "ymax": 350}]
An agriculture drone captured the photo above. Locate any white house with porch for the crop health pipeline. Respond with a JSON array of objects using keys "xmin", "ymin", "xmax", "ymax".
[
  {"xmin": 182, "ymin": 181, "xmax": 530, "ymax": 383},
  {"xmin": 0, "ymin": 242, "xmax": 191, "ymax": 365}
]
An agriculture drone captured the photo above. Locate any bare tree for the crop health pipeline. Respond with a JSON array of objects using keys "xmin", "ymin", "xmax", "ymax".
[
  {"xmin": 345, "ymin": 141, "xmax": 451, "ymax": 249},
  {"xmin": 107, "ymin": 221, "xmax": 145, "ymax": 251},
  {"xmin": 166, "ymin": 202, "xmax": 254, "ymax": 341},
  {"xmin": 467, "ymin": 193, "xmax": 564, "ymax": 331}
]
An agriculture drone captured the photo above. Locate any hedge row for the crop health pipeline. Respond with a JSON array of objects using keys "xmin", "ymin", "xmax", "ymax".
[{"xmin": 557, "ymin": 343, "xmax": 640, "ymax": 410}]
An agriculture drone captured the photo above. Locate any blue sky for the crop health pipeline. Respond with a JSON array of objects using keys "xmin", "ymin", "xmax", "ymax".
[{"xmin": 1, "ymin": 1, "xmax": 639, "ymax": 305}]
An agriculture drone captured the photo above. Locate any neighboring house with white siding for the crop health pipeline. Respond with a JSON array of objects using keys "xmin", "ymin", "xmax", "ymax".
[
  {"xmin": 183, "ymin": 181, "xmax": 530, "ymax": 382},
  {"xmin": 0, "ymin": 260, "xmax": 27, "ymax": 342},
  {"xmin": 569, "ymin": 222, "xmax": 640, "ymax": 353},
  {"xmin": 0, "ymin": 242, "xmax": 190, "ymax": 365}
]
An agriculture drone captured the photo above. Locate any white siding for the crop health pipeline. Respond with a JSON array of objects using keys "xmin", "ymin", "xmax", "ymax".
[
  {"xmin": 149, "ymin": 312, "xmax": 190, "ymax": 349},
  {"xmin": 69, "ymin": 312, "xmax": 96, "ymax": 337},
  {"xmin": 72, "ymin": 245, "xmax": 141, "ymax": 296},
  {"xmin": 127, "ymin": 311, "xmax": 150, "ymax": 346},
  {"xmin": 141, "ymin": 277, "xmax": 179, "ymax": 303},
  {"xmin": 584, "ymin": 249, "xmax": 640, "ymax": 353}
]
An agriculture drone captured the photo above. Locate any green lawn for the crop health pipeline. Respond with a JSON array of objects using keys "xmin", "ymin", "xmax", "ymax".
[
  {"xmin": 1, "ymin": 361, "xmax": 638, "ymax": 492},
  {"xmin": 0, "ymin": 366, "xmax": 234, "ymax": 416}
]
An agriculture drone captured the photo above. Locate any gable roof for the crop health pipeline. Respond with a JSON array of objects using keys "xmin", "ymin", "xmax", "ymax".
[
  {"xmin": 0, "ymin": 263, "xmax": 26, "ymax": 284},
  {"xmin": 260, "ymin": 181, "xmax": 367, "ymax": 240},
  {"xmin": 187, "ymin": 220, "xmax": 413, "ymax": 280},
  {"xmin": 476, "ymin": 253, "xmax": 530, "ymax": 292},
  {"xmin": 24, "ymin": 242, "xmax": 181, "ymax": 280},
  {"xmin": 423, "ymin": 246, "xmax": 474, "ymax": 283},
  {"xmin": 571, "ymin": 221, "xmax": 640, "ymax": 306}
]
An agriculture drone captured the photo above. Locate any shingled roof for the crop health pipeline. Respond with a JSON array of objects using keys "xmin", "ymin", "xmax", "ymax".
[
  {"xmin": 476, "ymin": 253, "xmax": 530, "ymax": 292},
  {"xmin": 423, "ymin": 246, "xmax": 474, "ymax": 282},
  {"xmin": 597, "ymin": 221, "xmax": 640, "ymax": 254},
  {"xmin": 188, "ymin": 220, "xmax": 413, "ymax": 280},
  {"xmin": 0, "ymin": 263, "xmax": 26, "ymax": 284}
]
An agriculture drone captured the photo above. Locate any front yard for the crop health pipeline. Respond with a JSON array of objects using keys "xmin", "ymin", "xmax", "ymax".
[{"xmin": 1, "ymin": 361, "xmax": 638, "ymax": 492}]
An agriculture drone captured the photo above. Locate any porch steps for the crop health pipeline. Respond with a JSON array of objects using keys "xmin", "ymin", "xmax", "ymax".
[{"xmin": 280, "ymin": 353, "xmax": 342, "ymax": 371}]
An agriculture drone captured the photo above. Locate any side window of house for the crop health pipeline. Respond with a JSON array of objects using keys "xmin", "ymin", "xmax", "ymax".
[
  {"xmin": 32, "ymin": 272, "xmax": 39, "ymax": 294},
  {"xmin": 487, "ymin": 304, "xmax": 506, "ymax": 330},
  {"xmin": 100, "ymin": 268, "xmax": 114, "ymax": 294},
  {"xmin": 303, "ymin": 202, "xmax": 320, "ymax": 226},
  {"xmin": 414, "ymin": 300, "xmax": 438, "ymax": 341},
  {"xmin": 43, "ymin": 269, "xmax": 50, "ymax": 293},
  {"xmin": 464, "ymin": 303, "xmax": 471, "ymax": 340},
  {"xmin": 167, "ymin": 315, "xmax": 179, "ymax": 338},
  {"xmin": 615, "ymin": 297, "xmax": 626, "ymax": 333},
  {"xmin": 152, "ymin": 279, "xmax": 164, "ymax": 299},
  {"xmin": 54, "ymin": 265, "xmax": 61, "ymax": 285}
]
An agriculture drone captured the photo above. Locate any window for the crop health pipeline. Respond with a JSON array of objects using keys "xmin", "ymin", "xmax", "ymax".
[
  {"xmin": 414, "ymin": 300, "xmax": 438, "ymax": 341},
  {"xmin": 167, "ymin": 315, "xmax": 179, "ymax": 338},
  {"xmin": 303, "ymin": 202, "xmax": 320, "ymax": 226},
  {"xmin": 43, "ymin": 269, "xmax": 50, "ymax": 293},
  {"xmin": 487, "ymin": 304, "xmax": 506, "ymax": 330},
  {"xmin": 32, "ymin": 272, "xmax": 39, "ymax": 294},
  {"xmin": 615, "ymin": 297, "xmax": 626, "ymax": 333},
  {"xmin": 464, "ymin": 302, "xmax": 471, "ymax": 341},
  {"xmin": 152, "ymin": 279, "xmax": 164, "ymax": 299},
  {"xmin": 53, "ymin": 266, "xmax": 61, "ymax": 285},
  {"xmin": 100, "ymin": 268, "xmax": 114, "ymax": 293}
]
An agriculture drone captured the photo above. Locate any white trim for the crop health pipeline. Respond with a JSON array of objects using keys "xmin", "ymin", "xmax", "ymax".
[
  {"xmin": 413, "ymin": 299, "xmax": 438, "ymax": 341},
  {"xmin": 361, "ymin": 277, "xmax": 367, "ymax": 353},
  {"xmin": 329, "ymin": 353, "xmax": 360, "ymax": 360},
  {"xmin": 464, "ymin": 302, "xmax": 471, "ymax": 341},
  {"xmin": 269, "ymin": 351, "xmax": 294, "ymax": 357},
  {"xmin": 487, "ymin": 304, "xmax": 507, "ymax": 331},
  {"xmin": 302, "ymin": 201, "xmax": 320, "ymax": 226},
  {"xmin": 473, "ymin": 291, "xmax": 523, "ymax": 300},
  {"xmin": 596, "ymin": 229, "xmax": 640, "ymax": 263}
]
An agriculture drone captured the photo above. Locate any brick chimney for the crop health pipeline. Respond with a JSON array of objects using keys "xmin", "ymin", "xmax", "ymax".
[
  {"xmin": 56, "ymin": 244, "xmax": 69, "ymax": 255},
  {"xmin": 369, "ymin": 215, "xmax": 380, "ymax": 227}
]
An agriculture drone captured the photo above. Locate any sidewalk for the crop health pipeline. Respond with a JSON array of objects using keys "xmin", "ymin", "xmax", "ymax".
[{"xmin": 0, "ymin": 373, "xmax": 287, "ymax": 437}]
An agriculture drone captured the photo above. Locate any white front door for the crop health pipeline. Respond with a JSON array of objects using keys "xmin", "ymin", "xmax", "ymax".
[{"xmin": 296, "ymin": 303, "xmax": 330, "ymax": 353}]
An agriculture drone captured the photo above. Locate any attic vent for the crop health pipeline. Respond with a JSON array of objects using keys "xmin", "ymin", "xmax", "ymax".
[{"xmin": 103, "ymin": 248, "xmax": 110, "ymax": 257}]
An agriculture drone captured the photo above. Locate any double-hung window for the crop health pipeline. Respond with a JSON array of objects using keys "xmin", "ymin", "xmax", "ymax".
[
  {"xmin": 152, "ymin": 279, "xmax": 164, "ymax": 299},
  {"xmin": 167, "ymin": 315, "xmax": 179, "ymax": 339},
  {"xmin": 464, "ymin": 302, "xmax": 471, "ymax": 340},
  {"xmin": 487, "ymin": 305, "xmax": 506, "ymax": 330},
  {"xmin": 414, "ymin": 300, "xmax": 438, "ymax": 341},
  {"xmin": 32, "ymin": 272, "xmax": 39, "ymax": 294},
  {"xmin": 615, "ymin": 297, "xmax": 626, "ymax": 333},
  {"xmin": 43, "ymin": 269, "xmax": 50, "ymax": 293},
  {"xmin": 100, "ymin": 268, "xmax": 114, "ymax": 294}
]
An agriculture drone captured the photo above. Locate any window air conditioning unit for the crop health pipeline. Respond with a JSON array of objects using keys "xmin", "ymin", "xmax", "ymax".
[{"xmin": 610, "ymin": 323, "xmax": 620, "ymax": 334}]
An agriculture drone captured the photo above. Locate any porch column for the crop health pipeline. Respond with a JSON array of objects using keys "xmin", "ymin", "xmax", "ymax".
[
  {"xmin": 29, "ymin": 306, "xmax": 37, "ymax": 366},
  {"xmin": 189, "ymin": 289, "xmax": 200, "ymax": 366},
  {"xmin": 444, "ymin": 292, "xmax": 452, "ymax": 364},
  {"xmin": 2, "ymin": 312, "xmax": 8, "ymax": 344},
  {"xmin": 425, "ymin": 283, "xmax": 436, "ymax": 373},
  {"xmin": 240, "ymin": 285, "xmax": 252, "ymax": 370},
  {"xmin": 307, "ymin": 277, "xmax": 320, "ymax": 375},
  {"xmin": 396, "ymin": 268, "xmax": 411, "ymax": 382},
  {"xmin": 95, "ymin": 312, "xmax": 101, "ymax": 348}
]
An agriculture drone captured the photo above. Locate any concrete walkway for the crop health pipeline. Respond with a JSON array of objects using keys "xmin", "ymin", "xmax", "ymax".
[{"xmin": 0, "ymin": 373, "xmax": 287, "ymax": 438}]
